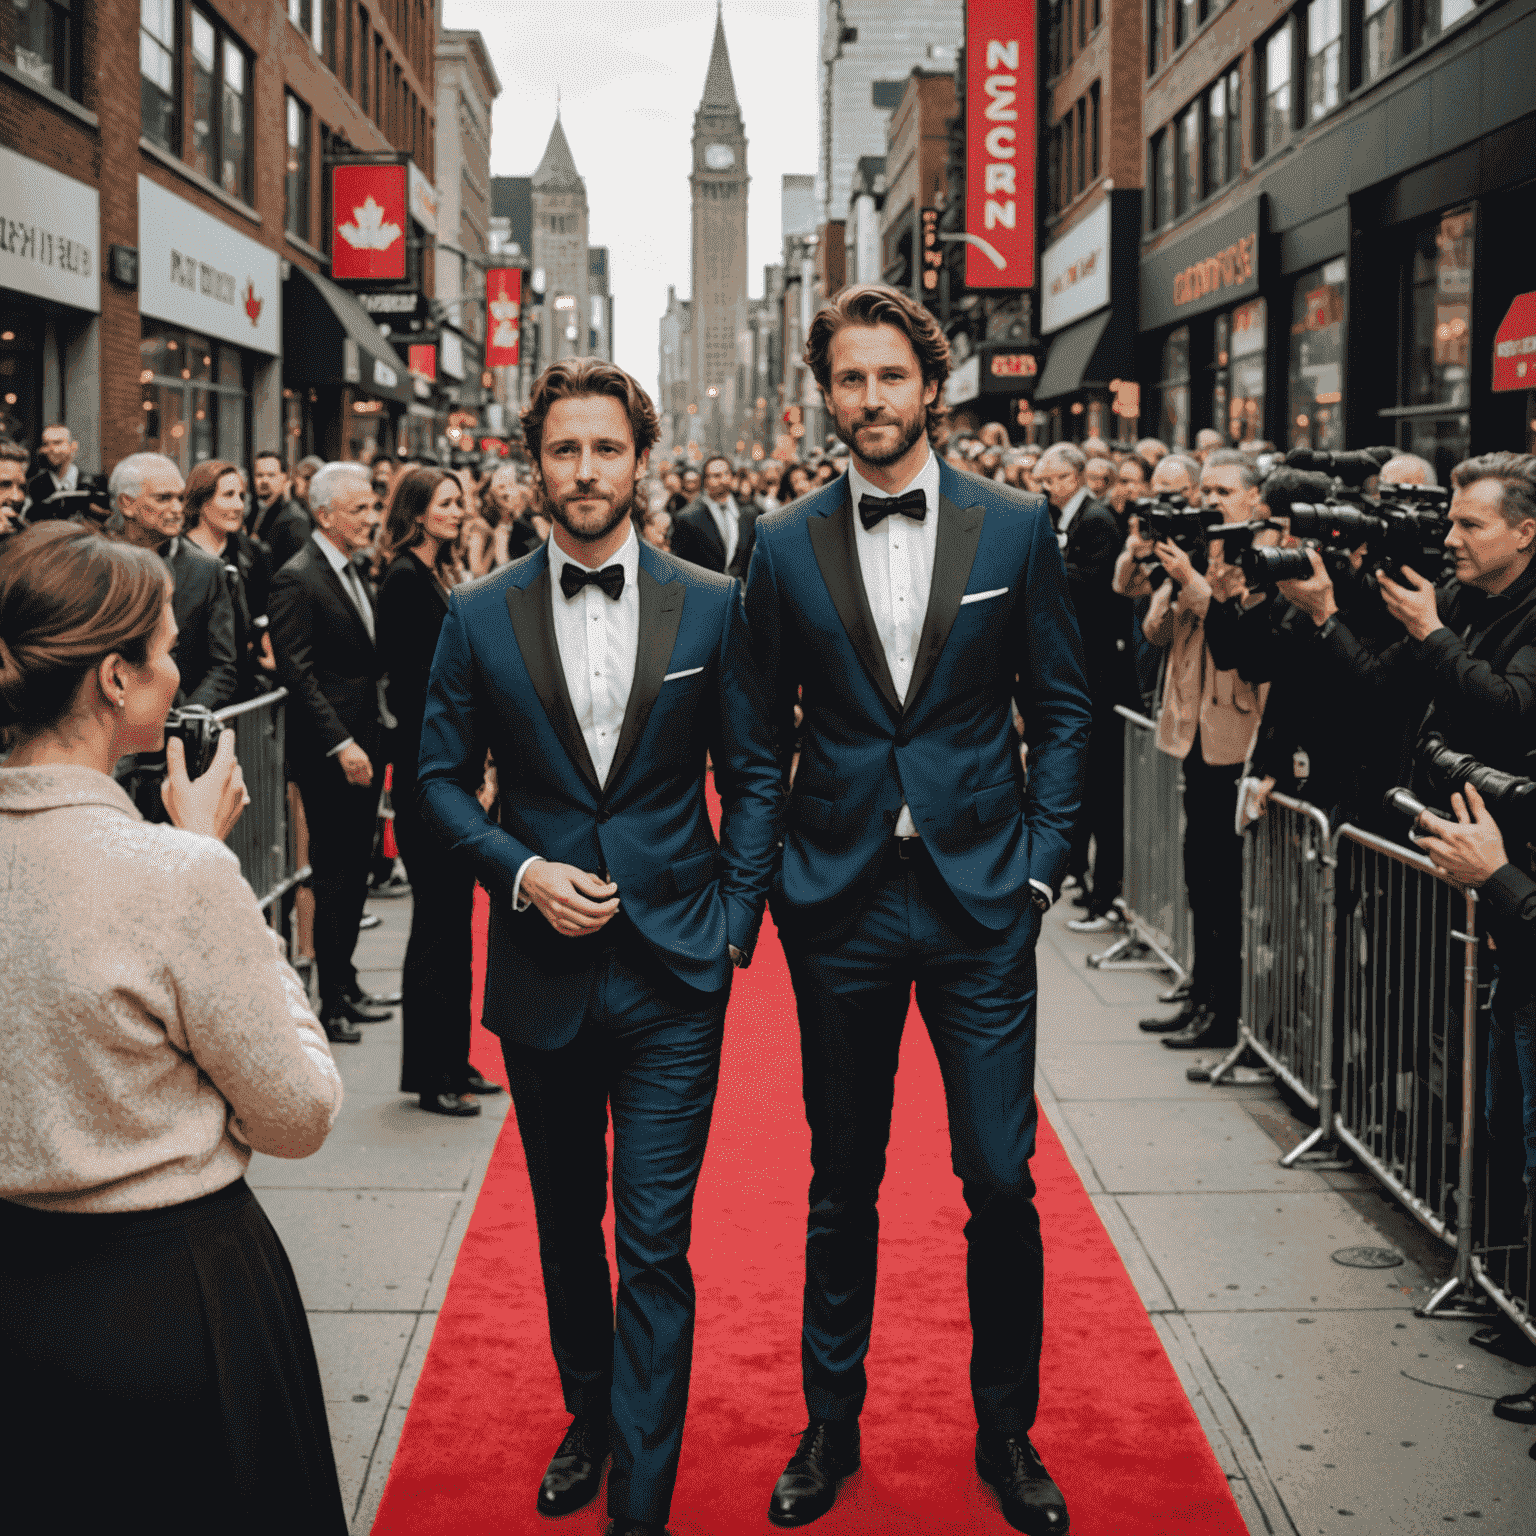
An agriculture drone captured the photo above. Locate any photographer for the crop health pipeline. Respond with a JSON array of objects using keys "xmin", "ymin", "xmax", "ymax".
[
  {"xmin": 0, "ymin": 522, "xmax": 347, "ymax": 1529},
  {"xmin": 1283, "ymin": 453, "xmax": 1536, "ymax": 779},
  {"xmin": 1131, "ymin": 451, "xmax": 1269, "ymax": 1051}
]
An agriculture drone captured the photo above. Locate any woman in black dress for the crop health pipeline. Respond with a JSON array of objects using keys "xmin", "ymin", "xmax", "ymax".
[{"xmin": 376, "ymin": 467, "xmax": 504, "ymax": 1116}]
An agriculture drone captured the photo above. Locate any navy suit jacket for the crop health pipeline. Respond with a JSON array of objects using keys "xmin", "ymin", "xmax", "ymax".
[
  {"xmin": 417, "ymin": 541, "xmax": 782, "ymax": 1049},
  {"xmin": 745, "ymin": 461, "xmax": 1092, "ymax": 934}
]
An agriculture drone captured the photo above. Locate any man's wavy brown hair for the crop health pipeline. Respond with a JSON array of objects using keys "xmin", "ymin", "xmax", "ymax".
[
  {"xmin": 520, "ymin": 357, "xmax": 659, "ymax": 464},
  {"xmin": 804, "ymin": 284, "xmax": 951, "ymax": 442}
]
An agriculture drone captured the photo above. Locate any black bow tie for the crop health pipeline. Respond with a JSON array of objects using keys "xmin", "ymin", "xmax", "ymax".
[
  {"xmin": 858, "ymin": 488, "xmax": 927, "ymax": 530},
  {"xmin": 560, "ymin": 561, "xmax": 625, "ymax": 602}
]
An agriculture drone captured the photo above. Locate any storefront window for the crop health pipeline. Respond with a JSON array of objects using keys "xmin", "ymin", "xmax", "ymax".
[
  {"xmin": 1229, "ymin": 298, "xmax": 1266, "ymax": 444},
  {"xmin": 139, "ymin": 324, "xmax": 248, "ymax": 474},
  {"xmin": 1397, "ymin": 205, "xmax": 1474, "ymax": 481},
  {"xmin": 1288, "ymin": 262, "xmax": 1345, "ymax": 452},
  {"xmin": 1160, "ymin": 326, "xmax": 1191, "ymax": 450}
]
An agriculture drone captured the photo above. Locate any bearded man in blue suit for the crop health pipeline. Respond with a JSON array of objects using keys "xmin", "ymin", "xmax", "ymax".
[
  {"xmin": 746, "ymin": 286, "xmax": 1092, "ymax": 1535},
  {"xmin": 418, "ymin": 359, "xmax": 781, "ymax": 1536}
]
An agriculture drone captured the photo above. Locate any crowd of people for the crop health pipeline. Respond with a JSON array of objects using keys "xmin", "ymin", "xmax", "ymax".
[{"xmin": 2, "ymin": 278, "xmax": 1535, "ymax": 1536}]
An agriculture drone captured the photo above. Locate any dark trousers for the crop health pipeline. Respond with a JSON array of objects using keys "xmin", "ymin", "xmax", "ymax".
[
  {"xmin": 782, "ymin": 845, "xmax": 1046, "ymax": 1435},
  {"xmin": 392, "ymin": 789, "xmax": 475, "ymax": 1094},
  {"xmin": 295, "ymin": 761, "xmax": 381, "ymax": 1012},
  {"xmin": 1067, "ymin": 703, "xmax": 1124, "ymax": 910},
  {"xmin": 1181, "ymin": 748, "xmax": 1244, "ymax": 1022},
  {"xmin": 501, "ymin": 935, "xmax": 728, "ymax": 1526}
]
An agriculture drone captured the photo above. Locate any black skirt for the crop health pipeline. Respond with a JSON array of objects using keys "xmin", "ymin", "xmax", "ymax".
[{"xmin": 0, "ymin": 1178, "xmax": 347, "ymax": 1535}]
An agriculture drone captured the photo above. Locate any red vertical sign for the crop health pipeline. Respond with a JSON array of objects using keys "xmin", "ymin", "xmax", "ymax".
[
  {"xmin": 485, "ymin": 267, "xmax": 523, "ymax": 367},
  {"xmin": 965, "ymin": 0, "xmax": 1037, "ymax": 290},
  {"xmin": 331, "ymin": 164, "xmax": 408, "ymax": 281}
]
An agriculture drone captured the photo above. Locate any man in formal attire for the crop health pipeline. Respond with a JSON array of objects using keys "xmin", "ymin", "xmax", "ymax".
[
  {"xmin": 1037, "ymin": 442, "xmax": 1136, "ymax": 928},
  {"xmin": 250, "ymin": 450, "xmax": 314, "ymax": 570},
  {"xmin": 107, "ymin": 453, "xmax": 238, "ymax": 711},
  {"xmin": 669, "ymin": 454, "xmax": 759, "ymax": 579},
  {"xmin": 0, "ymin": 441, "xmax": 28, "ymax": 537},
  {"xmin": 418, "ymin": 359, "xmax": 780, "ymax": 1536},
  {"xmin": 745, "ymin": 284, "xmax": 1091, "ymax": 1535},
  {"xmin": 268, "ymin": 463, "xmax": 397, "ymax": 1044},
  {"xmin": 26, "ymin": 423, "xmax": 79, "ymax": 510}
]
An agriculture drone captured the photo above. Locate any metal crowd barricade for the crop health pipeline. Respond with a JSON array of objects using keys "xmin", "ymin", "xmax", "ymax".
[
  {"xmin": 1329, "ymin": 823, "xmax": 1489, "ymax": 1322},
  {"xmin": 213, "ymin": 688, "xmax": 309, "ymax": 922},
  {"xmin": 1088, "ymin": 706, "xmax": 1193, "ymax": 980},
  {"xmin": 1207, "ymin": 792, "xmax": 1341, "ymax": 1167}
]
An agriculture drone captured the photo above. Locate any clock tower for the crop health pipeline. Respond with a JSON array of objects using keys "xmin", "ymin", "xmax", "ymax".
[{"xmin": 689, "ymin": 4, "xmax": 750, "ymax": 457}]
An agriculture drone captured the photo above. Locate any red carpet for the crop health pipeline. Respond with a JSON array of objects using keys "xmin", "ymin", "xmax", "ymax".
[{"xmin": 370, "ymin": 886, "xmax": 1246, "ymax": 1536}]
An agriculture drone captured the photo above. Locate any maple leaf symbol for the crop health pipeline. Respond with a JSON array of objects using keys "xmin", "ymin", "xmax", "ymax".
[
  {"xmin": 339, "ymin": 196, "xmax": 402, "ymax": 252},
  {"xmin": 244, "ymin": 279, "xmax": 263, "ymax": 326}
]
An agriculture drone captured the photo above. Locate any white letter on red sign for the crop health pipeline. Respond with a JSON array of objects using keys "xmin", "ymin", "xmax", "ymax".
[
  {"xmin": 985, "ymin": 164, "xmax": 1017, "ymax": 194},
  {"xmin": 984, "ymin": 76, "xmax": 1018, "ymax": 121},
  {"xmin": 985, "ymin": 200, "xmax": 1017, "ymax": 230},
  {"xmin": 985, "ymin": 126, "xmax": 1016, "ymax": 159}
]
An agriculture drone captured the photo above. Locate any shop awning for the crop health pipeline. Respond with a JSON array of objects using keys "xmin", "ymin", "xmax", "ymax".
[
  {"xmin": 282, "ymin": 264, "xmax": 415, "ymax": 405},
  {"xmin": 1034, "ymin": 309, "xmax": 1133, "ymax": 402}
]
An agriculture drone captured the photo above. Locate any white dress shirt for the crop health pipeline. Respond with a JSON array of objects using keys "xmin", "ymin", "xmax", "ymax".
[
  {"xmin": 705, "ymin": 494, "xmax": 739, "ymax": 569},
  {"xmin": 512, "ymin": 529, "xmax": 641, "ymax": 908},
  {"xmin": 848, "ymin": 449, "xmax": 942, "ymax": 838},
  {"xmin": 1055, "ymin": 485, "xmax": 1088, "ymax": 548}
]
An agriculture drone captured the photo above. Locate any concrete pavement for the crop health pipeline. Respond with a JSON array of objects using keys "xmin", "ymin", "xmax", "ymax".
[{"xmin": 248, "ymin": 888, "xmax": 1536, "ymax": 1535}]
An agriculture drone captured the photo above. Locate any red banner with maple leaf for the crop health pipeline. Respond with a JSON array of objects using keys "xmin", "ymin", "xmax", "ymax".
[{"xmin": 332, "ymin": 164, "xmax": 408, "ymax": 282}]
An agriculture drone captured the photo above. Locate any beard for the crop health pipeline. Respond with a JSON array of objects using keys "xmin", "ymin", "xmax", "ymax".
[
  {"xmin": 831, "ymin": 401, "xmax": 929, "ymax": 469},
  {"xmin": 540, "ymin": 478, "xmax": 635, "ymax": 546}
]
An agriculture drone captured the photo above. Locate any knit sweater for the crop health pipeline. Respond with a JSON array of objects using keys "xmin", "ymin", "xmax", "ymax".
[{"xmin": 0, "ymin": 764, "xmax": 343, "ymax": 1213}]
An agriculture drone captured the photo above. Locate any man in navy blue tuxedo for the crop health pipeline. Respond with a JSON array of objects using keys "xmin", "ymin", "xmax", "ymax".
[
  {"xmin": 417, "ymin": 359, "xmax": 781, "ymax": 1536},
  {"xmin": 745, "ymin": 286, "xmax": 1091, "ymax": 1535}
]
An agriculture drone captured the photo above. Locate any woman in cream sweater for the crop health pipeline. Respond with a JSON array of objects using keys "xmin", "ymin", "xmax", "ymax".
[{"xmin": 0, "ymin": 521, "xmax": 347, "ymax": 1533}]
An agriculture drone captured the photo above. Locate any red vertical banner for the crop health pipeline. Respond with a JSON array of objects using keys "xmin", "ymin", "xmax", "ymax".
[
  {"xmin": 485, "ymin": 267, "xmax": 523, "ymax": 367},
  {"xmin": 331, "ymin": 164, "xmax": 408, "ymax": 281},
  {"xmin": 965, "ymin": 0, "xmax": 1037, "ymax": 290}
]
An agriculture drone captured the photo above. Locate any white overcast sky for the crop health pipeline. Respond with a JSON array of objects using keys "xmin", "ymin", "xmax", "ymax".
[{"xmin": 443, "ymin": 0, "xmax": 821, "ymax": 401}]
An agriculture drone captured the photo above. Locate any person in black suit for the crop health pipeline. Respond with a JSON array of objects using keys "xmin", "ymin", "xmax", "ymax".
[
  {"xmin": 106, "ymin": 453, "xmax": 238, "ymax": 711},
  {"xmin": 668, "ymin": 454, "xmax": 759, "ymax": 579},
  {"xmin": 251, "ymin": 450, "xmax": 315, "ymax": 570},
  {"xmin": 376, "ymin": 466, "xmax": 505, "ymax": 1116},
  {"xmin": 26, "ymin": 422, "xmax": 79, "ymax": 510},
  {"xmin": 1037, "ymin": 442, "xmax": 1137, "ymax": 926},
  {"xmin": 268, "ymin": 462, "xmax": 394, "ymax": 1044}
]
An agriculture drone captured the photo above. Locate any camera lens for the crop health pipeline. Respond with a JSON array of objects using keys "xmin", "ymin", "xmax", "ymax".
[{"xmin": 1239, "ymin": 545, "xmax": 1314, "ymax": 585}]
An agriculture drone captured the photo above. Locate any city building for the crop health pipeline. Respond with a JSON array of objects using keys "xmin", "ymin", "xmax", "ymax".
[
  {"xmin": 778, "ymin": 173, "xmax": 822, "ymax": 452},
  {"xmin": 1136, "ymin": 0, "xmax": 1536, "ymax": 475},
  {"xmin": 877, "ymin": 71, "xmax": 955, "ymax": 301},
  {"xmin": 843, "ymin": 155, "xmax": 887, "ymax": 285},
  {"xmin": 529, "ymin": 113, "xmax": 591, "ymax": 371},
  {"xmin": 588, "ymin": 245, "xmax": 613, "ymax": 361},
  {"xmin": 657, "ymin": 285, "xmax": 692, "ymax": 457},
  {"xmin": 1, "ymin": 0, "xmax": 436, "ymax": 474},
  {"xmin": 488, "ymin": 174, "xmax": 534, "ymax": 416}
]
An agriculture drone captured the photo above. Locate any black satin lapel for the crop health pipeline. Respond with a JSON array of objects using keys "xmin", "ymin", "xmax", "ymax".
[
  {"xmin": 504, "ymin": 565, "xmax": 601, "ymax": 796},
  {"xmin": 904, "ymin": 495, "xmax": 985, "ymax": 717},
  {"xmin": 807, "ymin": 494, "xmax": 902, "ymax": 717},
  {"xmin": 606, "ymin": 565, "xmax": 685, "ymax": 792}
]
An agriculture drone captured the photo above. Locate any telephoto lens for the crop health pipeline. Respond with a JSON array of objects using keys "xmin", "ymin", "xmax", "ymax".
[
  {"xmin": 1238, "ymin": 544, "xmax": 1315, "ymax": 586},
  {"xmin": 1418, "ymin": 734, "xmax": 1536, "ymax": 845},
  {"xmin": 1283, "ymin": 445, "xmax": 1396, "ymax": 486}
]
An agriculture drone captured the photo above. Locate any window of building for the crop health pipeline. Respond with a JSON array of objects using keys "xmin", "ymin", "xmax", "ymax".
[
  {"xmin": 1065, "ymin": 0, "xmax": 1074, "ymax": 63},
  {"xmin": 1160, "ymin": 326, "xmax": 1191, "ymax": 450},
  {"xmin": 1228, "ymin": 297, "xmax": 1267, "ymax": 443},
  {"xmin": 188, "ymin": 9, "xmax": 250, "ymax": 199},
  {"xmin": 1092, "ymin": 0, "xmax": 1101, "ymax": 27},
  {"xmin": 9, "ymin": 0, "xmax": 78, "ymax": 98},
  {"xmin": 139, "ymin": 325, "xmax": 248, "ymax": 474},
  {"xmin": 1289, "ymin": 261, "xmax": 1345, "ymax": 451},
  {"xmin": 1175, "ymin": 105, "xmax": 1199, "ymax": 216},
  {"xmin": 1048, "ymin": 0, "xmax": 1062, "ymax": 78},
  {"xmin": 1360, "ymin": 0, "xmax": 1400, "ymax": 83},
  {"xmin": 373, "ymin": 34, "xmax": 382, "ymax": 123},
  {"xmin": 1305, "ymin": 0, "xmax": 1342, "ymax": 119},
  {"xmin": 285, "ymin": 94, "xmax": 311, "ymax": 242},
  {"xmin": 1062, "ymin": 111, "xmax": 1074, "ymax": 205},
  {"xmin": 1148, "ymin": 129, "xmax": 1172, "ymax": 228},
  {"xmin": 1078, "ymin": 0, "xmax": 1087, "ymax": 46},
  {"xmin": 1259, "ymin": 20, "xmax": 1294, "ymax": 158},
  {"xmin": 1409, "ymin": 0, "xmax": 1476, "ymax": 51},
  {"xmin": 1076, "ymin": 97, "xmax": 1087, "ymax": 196},
  {"xmin": 1175, "ymin": 0, "xmax": 1197, "ymax": 48},
  {"xmin": 1090, "ymin": 81, "xmax": 1101, "ymax": 180},
  {"xmin": 1396, "ymin": 204, "xmax": 1474, "ymax": 478},
  {"xmin": 357, "ymin": 9, "xmax": 368, "ymax": 106},
  {"xmin": 140, "ymin": 0, "xmax": 178, "ymax": 151},
  {"xmin": 1047, "ymin": 123, "xmax": 1062, "ymax": 214},
  {"xmin": 343, "ymin": 1, "xmax": 353, "ymax": 88},
  {"xmin": 1149, "ymin": 0, "xmax": 1165, "ymax": 73}
]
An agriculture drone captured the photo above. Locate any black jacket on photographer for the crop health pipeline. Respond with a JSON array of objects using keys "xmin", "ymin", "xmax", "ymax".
[
  {"xmin": 163, "ymin": 535, "xmax": 239, "ymax": 712},
  {"xmin": 1315, "ymin": 562, "xmax": 1536, "ymax": 783}
]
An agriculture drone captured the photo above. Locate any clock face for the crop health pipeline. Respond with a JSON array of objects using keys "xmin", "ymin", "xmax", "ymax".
[{"xmin": 704, "ymin": 143, "xmax": 736, "ymax": 171}]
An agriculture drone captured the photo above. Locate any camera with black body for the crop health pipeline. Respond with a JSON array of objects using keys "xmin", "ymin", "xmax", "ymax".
[
  {"xmin": 163, "ymin": 704, "xmax": 225, "ymax": 780},
  {"xmin": 1132, "ymin": 493, "xmax": 1209, "ymax": 590},
  {"xmin": 1383, "ymin": 735, "xmax": 1536, "ymax": 849}
]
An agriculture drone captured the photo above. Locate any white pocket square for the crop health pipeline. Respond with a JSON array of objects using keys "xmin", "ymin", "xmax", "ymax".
[
  {"xmin": 960, "ymin": 587, "xmax": 1009, "ymax": 605},
  {"xmin": 663, "ymin": 666, "xmax": 704, "ymax": 682}
]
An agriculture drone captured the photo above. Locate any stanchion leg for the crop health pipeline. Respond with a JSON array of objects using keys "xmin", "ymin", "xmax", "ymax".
[
  {"xmin": 1205, "ymin": 1032, "xmax": 1253, "ymax": 1086},
  {"xmin": 1277, "ymin": 1125, "xmax": 1352, "ymax": 1171},
  {"xmin": 1417, "ymin": 1274, "xmax": 1496, "ymax": 1321},
  {"xmin": 1087, "ymin": 926, "xmax": 1179, "ymax": 974}
]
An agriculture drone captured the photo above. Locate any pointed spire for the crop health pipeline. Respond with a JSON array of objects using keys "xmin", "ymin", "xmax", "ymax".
[
  {"xmin": 702, "ymin": 3, "xmax": 738, "ymax": 110},
  {"xmin": 532, "ymin": 113, "xmax": 584, "ymax": 192}
]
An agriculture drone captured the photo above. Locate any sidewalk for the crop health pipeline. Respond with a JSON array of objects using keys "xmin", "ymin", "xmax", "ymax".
[{"xmin": 250, "ymin": 891, "xmax": 1535, "ymax": 1535}]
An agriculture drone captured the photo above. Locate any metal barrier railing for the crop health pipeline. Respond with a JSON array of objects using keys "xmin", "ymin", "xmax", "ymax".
[
  {"xmin": 1088, "ymin": 706, "xmax": 1193, "ymax": 980},
  {"xmin": 213, "ymin": 688, "xmax": 309, "ymax": 918},
  {"xmin": 1207, "ymin": 792, "xmax": 1341, "ymax": 1168}
]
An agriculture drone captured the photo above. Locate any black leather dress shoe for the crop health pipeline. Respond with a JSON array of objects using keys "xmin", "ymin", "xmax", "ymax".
[
  {"xmin": 1492, "ymin": 1381, "xmax": 1536, "ymax": 1424},
  {"xmin": 332, "ymin": 995, "xmax": 392, "ymax": 1024},
  {"xmin": 462, "ymin": 1065, "xmax": 505, "ymax": 1096},
  {"xmin": 322, "ymin": 1016, "xmax": 363, "ymax": 1045},
  {"xmin": 348, "ymin": 984, "xmax": 403, "ymax": 1007},
  {"xmin": 768, "ymin": 1420, "xmax": 860, "ymax": 1527},
  {"xmin": 537, "ymin": 1412, "xmax": 609, "ymax": 1517},
  {"xmin": 1139, "ymin": 1004, "xmax": 1207, "ymax": 1035},
  {"xmin": 1161, "ymin": 1011, "xmax": 1237, "ymax": 1050},
  {"xmin": 420, "ymin": 1091, "xmax": 481, "ymax": 1117},
  {"xmin": 976, "ymin": 1430, "xmax": 1069, "ymax": 1535}
]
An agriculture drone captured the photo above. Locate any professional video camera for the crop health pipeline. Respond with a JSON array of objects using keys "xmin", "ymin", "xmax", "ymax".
[
  {"xmin": 1383, "ymin": 735, "xmax": 1536, "ymax": 849},
  {"xmin": 163, "ymin": 704, "xmax": 225, "ymax": 779}
]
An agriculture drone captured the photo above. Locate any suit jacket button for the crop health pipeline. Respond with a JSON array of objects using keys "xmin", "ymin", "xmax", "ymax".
[{"xmin": 597, "ymin": 809, "xmax": 611, "ymax": 824}]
